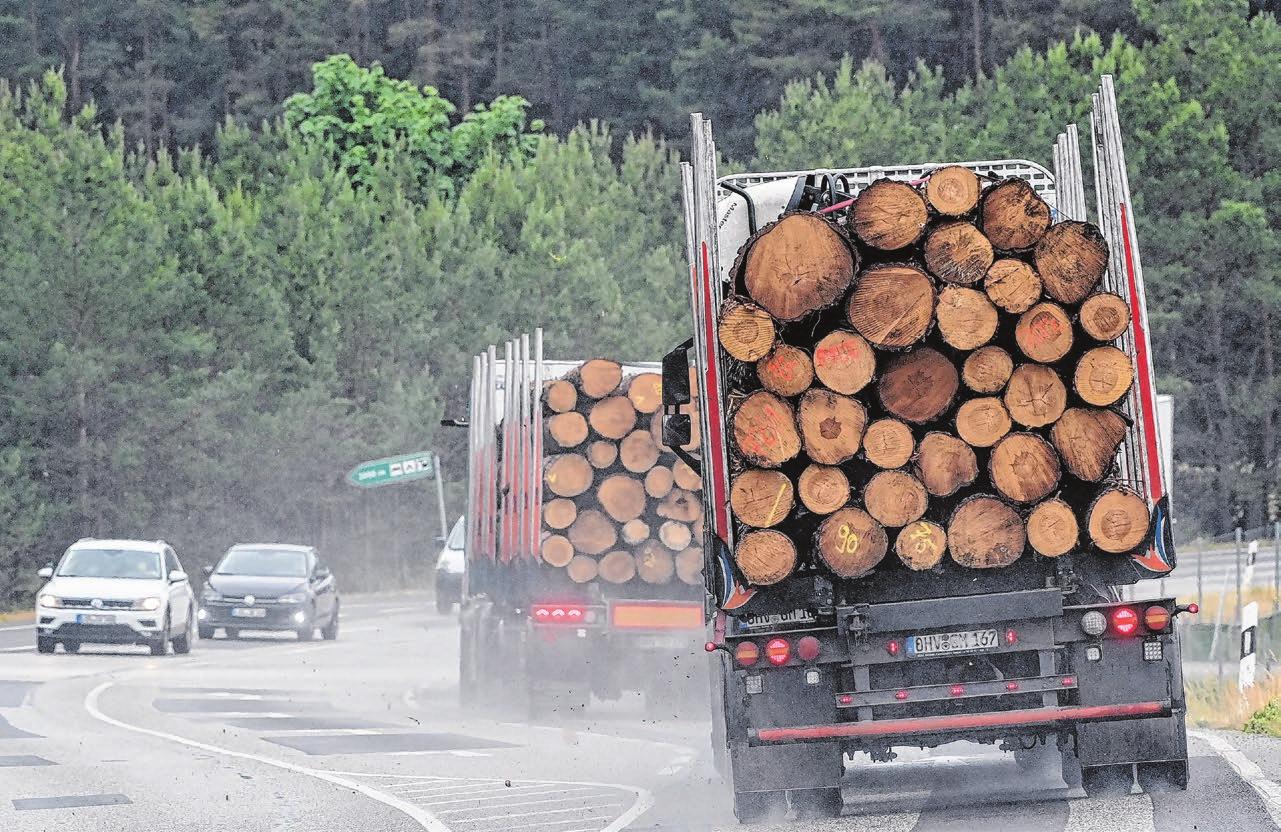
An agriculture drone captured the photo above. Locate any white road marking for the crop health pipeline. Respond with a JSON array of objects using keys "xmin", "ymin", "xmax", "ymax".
[
  {"xmin": 657, "ymin": 753, "xmax": 695, "ymax": 776},
  {"xmin": 416, "ymin": 787, "xmax": 601, "ymax": 806},
  {"xmin": 0, "ymin": 645, "xmax": 34, "ymax": 652},
  {"xmin": 504, "ymin": 818, "xmax": 615, "ymax": 831},
  {"xmin": 1191, "ymin": 729, "xmax": 1281, "ymax": 828},
  {"xmin": 451, "ymin": 803, "xmax": 623, "ymax": 824},
  {"xmin": 1064, "ymin": 793, "xmax": 1155, "ymax": 832},
  {"xmin": 383, "ymin": 749, "xmax": 494, "ymax": 758},
  {"xmin": 188, "ymin": 711, "xmax": 298, "ymax": 719},
  {"xmin": 439, "ymin": 794, "xmax": 610, "ymax": 815},
  {"xmin": 408, "ymin": 784, "xmax": 569, "ymax": 800},
  {"xmin": 0, "ymin": 622, "xmax": 33, "ymax": 631}
]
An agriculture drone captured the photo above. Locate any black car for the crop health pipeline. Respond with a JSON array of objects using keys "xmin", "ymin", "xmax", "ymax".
[{"xmin": 198, "ymin": 544, "xmax": 339, "ymax": 641}]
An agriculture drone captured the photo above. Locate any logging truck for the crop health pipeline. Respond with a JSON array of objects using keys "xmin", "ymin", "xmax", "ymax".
[
  {"xmin": 664, "ymin": 75, "xmax": 1193, "ymax": 820},
  {"xmin": 456, "ymin": 340, "xmax": 706, "ymax": 715}
]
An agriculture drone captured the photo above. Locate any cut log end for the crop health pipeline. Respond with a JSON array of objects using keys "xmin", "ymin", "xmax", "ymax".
[
  {"xmin": 589, "ymin": 395, "xmax": 638, "ymax": 440},
  {"xmin": 963, "ymin": 346, "xmax": 1014, "ymax": 394},
  {"xmin": 730, "ymin": 469, "xmax": 795, "ymax": 528},
  {"xmin": 598, "ymin": 473, "xmax": 647, "ymax": 522},
  {"xmin": 816, "ymin": 508, "xmax": 889, "ymax": 578},
  {"xmin": 955, "ymin": 397, "xmax": 1012, "ymax": 448},
  {"xmin": 984, "ymin": 258, "xmax": 1043, "ymax": 314},
  {"xmin": 847, "ymin": 264, "xmax": 935, "ymax": 348},
  {"xmin": 980, "ymin": 178, "xmax": 1051, "ymax": 251},
  {"xmin": 625, "ymin": 372, "xmax": 664, "ymax": 414},
  {"xmin": 732, "ymin": 391, "xmax": 802, "ymax": 468},
  {"xmin": 1079, "ymin": 293, "xmax": 1131, "ymax": 342},
  {"xmin": 673, "ymin": 460, "xmax": 702, "ymax": 491},
  {"xmin": 735, "ymin": 529, "xmax": 797, "ymax": 585},
  {"xmin": 1074, "ymin": 346, "xmax": 1134, "ymax": 407},
  {"xmin": 989, "ymin": 432, "xmax": 1061, "ymax": 504},
  {"xmin": 813, "ymin": 329, "xmax": 876, "ymax": 395},
  {"xmin": 864, "ymin": 470, "xmax": 929, "ymax": 528},
  {"xmin": 937, "ymin": 286, "xmax": 998, "ymax": 350},
  {"xmin": 548, "ymin": 411, "xmax": 589, "ymax": 448},
  {"xmin": 566, "ymin": 555, "xmax": 599, "ymax": 583},
  {"xmin": 587, "ymin": 440, "xmax": 619, "ymax": 469},
  {"xmin": 879, "ymin": 348, "xmax": 959, "ymax": 425},
  {"xmin": 1051, "ymin": 407, "xmax": 1126, "ymax": 482},
  {"xmin": 545, "ymin": 454, "xmax": 594, "ymax": 498},
  {"xmin": 568, "ymin": 509, "xmax": 618, "ymax": 555},
  {"xmin": 637, "ymin": 541, "xmax": 676, "ymax": 584},
  {"xmin": 1004, "ymin": 364, "xmax": 1067, "ymax": 428},
  {"xmin": 1015, "ymin": 302, "xmax": 1074, "ymax": 363},
  {"xmin": 541, "ymin": 535, "xmax": 574, "ymax": 568},
  {"xmin": 543, "ymin": 498, "xmax": 578, "ymax": 530},
  {"xmin": 949, "ymin": 496, "xmax": 1027, "ymax": 568},
  {"xmin": 852, "ymin": 179, "xmax": 929, "ymax": 250},
  {"xmin": 658, "ymin": 488, "xmax": 703, "ymax": 523},
  {"xmin": 744, "ymin": 213, "xmax": 855, "ymax": 321},
  {"xmin": 644, "ymin": 465, "xmax": 675, "ymax": 498},
  {"xmin": 599, "ymin": 550, "xmax": 637, "ymax": 584},
  {"xmin": 924, "ymin": 222, "xmax": 994, "ymax": 286},
  {"xmin": 1034, "ymin": 221, "xmax": 1109, "ymax": 304},
  {"xmin": 799, "ymin": 388, "xmax": 868, "ymax": 465},
  {"xmin": 1087, "ymin": 487, "xmax": 1151, "ymax": 553},
  {"xmin": 1027, "ymin": 498, "xmax": 1079, "ymax": 557},
  {"xmin": 718, "ymin": 298, "xmax": 777, "ymax": 362},
  {"xmin": 914, "ymin": 431, "xmax": 979, "ymax": 497},
  {"xmin": 659, "ymin": 520, "xmax": 693, "ymax": 552},
  {"xmin": 578, "ymin": 359, "xmax": 623, "ymax": 399},
  {"xmin": 757, "ymin": 344, "xmax": 815, "ymax": 397},
  {"xmin": 896, "ymin": 520, "xmax": 948, "ymax": 570},
  {"xmin": 619, "ymin": 429, "xmax": 660, "ymax": 473},
  {"xmin": 863, "ymin": 417, "xmax": 916, "ymax": 469},
  {"xmin": 621, "ymin": 519, "xmax": 651, "ymax": 545},
  {"xmin": 545, "ymin": 379, "xmax": 578, "ymax": 413},
  {"xmin": 797, "ymin": 464, "xmax": 850, "ymax": 515},
  {"xmin": 926, "ymin": 165, "xmax": 981, "ymax": 216}
]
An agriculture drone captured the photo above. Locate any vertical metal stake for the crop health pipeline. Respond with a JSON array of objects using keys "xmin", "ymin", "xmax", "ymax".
[
  {"xmin": 1236, "ymin": 527, "xmax": 1244, "ymax": 624},
  {"xmin": 434, "ymin": 452, "xmax": 448, "ymax": 541},
  {"xmin": 1197, "ymin": 540, "xmax": 1203, "ymax": 613}
]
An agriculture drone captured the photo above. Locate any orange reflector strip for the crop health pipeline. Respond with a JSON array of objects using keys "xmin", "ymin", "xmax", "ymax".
[{"xmin": 610, "ymin": 602, "xmax": 703, "ymax": 630}]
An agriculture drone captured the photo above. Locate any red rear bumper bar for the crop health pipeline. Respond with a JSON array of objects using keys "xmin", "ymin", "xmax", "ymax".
[{"xmin": 752, "ymin": 701, "xmax": 1169, "ymax": 743}]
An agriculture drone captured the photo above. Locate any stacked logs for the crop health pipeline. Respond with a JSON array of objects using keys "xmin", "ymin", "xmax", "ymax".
[
  {"xmin": 720, "ymin": 167, "xmax": 1151, "ymax": 586},
  {"xmin": 540, "ymin": 359, "xmax": 704, "ymax": 587}
]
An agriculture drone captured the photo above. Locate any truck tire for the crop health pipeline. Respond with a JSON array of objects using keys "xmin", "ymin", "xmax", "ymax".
[
  {"xmin": 1137, "ymin": 759, "xmax": 1188, "ymax": 793},
  {"xmin": 732, "ymin": 790, "xmax": 783, "ymax": 824},
  {"xmin": 36, "ymin": 636, "xmax": 55, "ymax": 654}
]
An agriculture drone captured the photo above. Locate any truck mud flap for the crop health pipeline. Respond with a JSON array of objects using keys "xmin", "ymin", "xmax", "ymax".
[
  {"xmin": 1076, "ymin": 712, "xmax": 1187, "ymax": 767},
  {"xmin": 731, "ymin": 740, "xmax": 843, "ymax": 791}
]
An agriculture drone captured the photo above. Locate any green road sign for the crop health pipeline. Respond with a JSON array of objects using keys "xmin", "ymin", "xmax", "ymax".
[{"xmin": 347, "ymin": 451, "xmax": 436, "ymax": 488}]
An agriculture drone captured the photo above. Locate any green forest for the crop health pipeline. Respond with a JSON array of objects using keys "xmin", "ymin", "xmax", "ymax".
[{"xmin": 0, "ymin": 0, "xmax": 1278, "ymax": 604}]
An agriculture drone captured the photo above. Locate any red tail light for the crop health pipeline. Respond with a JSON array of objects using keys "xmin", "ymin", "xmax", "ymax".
[
  {"xmin": 949, "ymin": 684, "xmax": 966, "ymax": 697},
  {"xmin": 797, "ymin": 636, "xmax": 821, "ymax": 662},
  {"xmin": 1110, "ymin": 606, "xmax": 1139, "ymax": 636},
  {"xmin": 1004, "ymin": 629, "xmax": 1018, "ymax": 645},
  {"xmin": 531, "ymin": 603, "xmax": 588, "ymax": 624},
  {"xmin": 735, "ymin": 641, "xmax": 760, "ymax": 667},
  {"xmin": 886, "ymin": 640, "xmax": 901, "ymax": 656},
  {"xmin": 1061, "ymin": 676, "xmax": 1076, "ymax": 687},
  {"xmin": 894, "ymin": 690, "xmax": 909, "ymax": 700},
  {"xmin": 1005, "ymin": 681, "xmax": 1020, "ymax": 691},
  {"xmin": 837, "ymin": 694, "xmax": 854, "ymax": 705},
  {"xmin": 1144, "ymin": 605, "xmax": 1171, "ymax": 633},
  {"xmin": 765, "ymin": 638, "xmax": 791, "ymax": 666}
]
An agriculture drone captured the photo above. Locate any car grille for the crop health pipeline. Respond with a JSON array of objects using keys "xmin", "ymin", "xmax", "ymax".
[{"xmin": 61, "ymin": 598, "xmax": 135, "ymax": 609}]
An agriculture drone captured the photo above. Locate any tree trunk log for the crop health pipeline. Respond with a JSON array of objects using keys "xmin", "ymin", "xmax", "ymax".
[
  {"xmin": 1087, "ymin": 487, "xmax": 1151, "ymax": 553},
  {"xmin": 545, "ymin": 379, "xmax": 577, "ymax": 413},
  {"xmin": 548, "ymin": 412, "xmax": 589, "ymax": 448},
  {"xmin": 619, "ymin": 429, "xmax": 660, "ymax": 473},
  {"xmin": 637, "ymin": 540, "xmax": 675, "ymax": 584},
  {"xmin": 864, "ymin": 470, "xmax": 929, "ymax": 527},
  {"xmin": 925, "ymin": 165, "xmax": 980, "ymax": 216},
  {"xmin": 743, "ymin": 213, "xmax": 856, "ymax": 321},
  {"xmin": 587, "ymin": 440, "xmax": 618, "ymax": 469},
  {"xmin": 1034, "ymin": 221, "xmax": 1108, "ymax": 304},
  {"xmin": 598, "ymin": 473, "xmax": 647, "ymax": 522},
  {"xmin": 544, "ymin": 498, "xmax": 578, "ymax": 530},
  {"xmin": 948, "ymin": 495, "xmax": 1026, "ymax": 568},
  {"xmin": 896, "ymin": 520, "xmax": 948, "ymax": 570},
  {"xmin": 659, "ymin": 521, "xmax": 692, "ymax": 551},
  {"xmin": 718, "ymin": 298, "xmax": 777, "ymax": 362},
  {"xmin": 657, "ymin": 489, "xmax": 702, "ymax": 523},
  {"xmin": 1079, "ymin": 292, "xmax": 1131, "ymax": 342},
  {"xmin": 914, "ymin": 431, "xmax": 978, "ymax": 496},
  {"xmin": 1074, "ymin": 346, "xmax": 1134, "ymax": 407},
  {"xmin": 863, "ymin": 417, "xmax": 915, "ymax": 469},
  {"xmin": 813, "ymin": 329, "xmax": 876, "ymax": 394},
  {"xmin": 797, "ymin": 464, "xmax": 850, "ymax": 515},
  {"xmin": 924, "ymin": 222, "xmax": 994, "ymax": 286},
  {"xmin": 815, "ymin": 507, "xmax": 888, "ymax": 578},
  {"xmin": 730, "ymin": 469, "xmax": 794, "ymax": 528},
  {"xmin": 732, "ymin": 391, "xmax": 802, "ymax": 467},
  {"xmin": 989, "ymin": 432, "xmax": 1061, "ymax": 503},
  {"xmin": 879, "ymin": 348, "xmax": 959, "ymax": 424},
  {"xmin": 962, "ymin": 345, "xmax": 1014, "ymax": 393},
  {"xmin": 1004, "ymin": 363, "xmax": 1067, "ymax": 428},
  {"xmin": 624, "ymin": 372, "xmax": 664, "ymax": 414},
  {"xmin": 644, "ymin": 465, "xmax": 674, "ymax": 498},
  {"xmin": 676, "ymin": 547, "xmax": 703, "ymax": 585},
  {"xmin": 621, "ymin": 518, "xmax": 651, "ymax": 545},
  {"xmin": 673, "ymin": 460, "xmax": 702, "ymax": 491},
  {"xmin": 568, "ymin": 508, "xmax": 618, "ymax": 555},
  {"xmin": 979, "ymin": 177, "xmax": 1051, "ymax": 251},
  {"xmin": 847, "ymin": 264, "xmax": 935, "ymax": 348},
  {"xmin": 566, "ymin": 555, "xmax": 599, "ymax": 583},
  {"xmin": 541, "ymin": 534, "xmax": 574, "ymax": 567},
  {"xmin": 1027, "ymin": 497, "xmax": 1078, "ymax": 557},
  {"xmin": 851, "ymin": 179, "xmax": 929, "ymax": 250},
  {"xmin": 577, "ymin": 358, "xmax": 623, "ymax": 398},
  {"xmin": 984, "ymin": 258, "xmax": 1042, "ymax": 313},
  {"xmin": 736, "ymin": 529, "xmax": 797, "ymax": 585},
  {"xmin": 1015, "ymin": 302, "xmax": 1074, "ymax": 363},
  {"xmin": 798, "ymin": 388, "xmax": 868, "ymax": 465},
  {"xmin": 955, "ymin": 397, "xmax": 1012, "ymax": 448},
  {"xmin": 937, "ymin": 286, "xmax": 998, "ymax": 350},
  {"xmin": 588, "ymin": 395, "xmax": 637, "ymax": 439},
  {"xmin": 545, "ymin": 454, "xmax": 593, "ymax": 497},
  {"xmin": 598, "ymin": 550, "xmax": 637, "ymax": 583},
  {"xmin": 1050, "ymin": 407, "xmax": 1126, "ymax": 482},
  {"xmin": 757, "ymin": 344, "xmax": 815, "ymax": 397}
]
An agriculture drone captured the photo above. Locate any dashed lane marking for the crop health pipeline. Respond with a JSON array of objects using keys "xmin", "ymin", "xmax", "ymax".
[{"xmin": 1191, "ymin": 729, "xmax": 1281, "ymax": 829}]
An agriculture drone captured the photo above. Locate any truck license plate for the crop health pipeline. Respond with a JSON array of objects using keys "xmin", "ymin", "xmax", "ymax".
[
  {"xmin": 231, "ymin": 607, "xmax": 267, "ymax": 618},
  {"xmin": 76, "ymin": 614, "xmax": 115, "ymax": 625},
  {"xmin": 906, "ymin": 629, "xmax": 999, "ymax": 657}
]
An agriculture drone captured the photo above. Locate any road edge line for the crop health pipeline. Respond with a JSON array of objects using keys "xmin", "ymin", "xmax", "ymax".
[
  {"xmin": 1190, "ymin": 729, "xmax": 1281, "ymax": 827},
  {"xmin": 84, "ymin": 681, "xmax": 449, "ymax": 832}
]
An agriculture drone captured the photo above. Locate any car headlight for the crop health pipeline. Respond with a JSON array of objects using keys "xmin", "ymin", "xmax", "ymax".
[
  {"xmin": 133, "ymin": 597, "xmax": 162, "ymax": 611},
  {"xmin": 278, "ymin": 592, "xmax": 307, "ymax": 604},
  {"xmin": 38, "ymin": 594, "xmax": 61, "ymax": 608}
]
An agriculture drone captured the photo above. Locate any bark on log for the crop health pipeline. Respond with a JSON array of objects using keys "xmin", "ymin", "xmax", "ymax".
[
  {"xmin": 1050, "ymin": 407, "xmax": 1126, "ymax": 482},
  {"xmin": 1034, "ymin": 221, "xmax": 1109, "ymax": 304},
  {"xmin": 757, "ymin": 344, "xmax": 815, "ymax": 397},
  {"xmin": 599, "ymin": 550, "xmax": 638, "ymax": 584},
  {"xmin": 1074, "ymin": 346, "xmax": 1134, "ymax": 407},
  {"xmin": 545, "ymin": 379, "xmax": 578, "ymax": 413},
  {"xmin": 989, "ymin": 432, "xmax": 1061, "ymax": 504},
  {"xmin": 545, "ymin": 454, "xmax": 594, "ymax": 497},
  {"xmin": 673, "ymin": 460, "xmax": 702, "ymax": 491},
  {"xmin": 926, "ymin": 165, "xmax": 981, "ymax": 216},
  {"xmin": 644, "ymin": 466, "xmax": 675, "ymax": 498},
  {"xmin": 948, "ymin": 495, "xmax": 1027, "ymax": 568},
  {"xmin": 815, "ymin": 508, "xmax": 888, "ymax": 578},
  {"xmin": 621, "ymin": 519, "xmax": 651, "ymax": 545},
  {"xmin": 962, "ymin": 346, "xmax": 1014, "ymax": 394},
  {"xmin": 566, "ymin": 555, "xmax": 599, "ymax": 583},
  {"xmin": 798, "ymin": 389, "xmax": 867, "ymax": 465},
  {"xmin": 914, "ymin": 431, "xmax": 979, "ymax": 496},
  {"xmin": 736, "ymin": 529, "xmax": 797, "ymax": 586},
  {"xmin": 718, "ymin": 298, "xmax": 777, "ymax": 362},
  {"xmin": 743, "ymin": 213, "xmax": 856, "ymax": 321},
  {"xmin": 624, "ymin": 372, "xmax": 664, "ymax": 414},
  {"xmin": 864, "ymin": 470, "xmax": 929, "ymax": 528},
  {"xmin": 813, "ymin": 330, "xmax": 876, "ymax": 395},
  {"xmin": 1027, "ymin": 498, "xmax": 1078, "ymax": 557},
  {"xmin": 1079, "ymin": 292, "xmax": 1131, "ymax": 342},
  {"xmin": 544, "ymin": 498, "xmax": 578, "ymax": 530},
  {"xmin": 896, "ymin": 520, "xmax": 948, "ymax": 570},
  {"xmin": 1004, "ymin": 363, "xmax": 1067, "ymax": 428},
  {"xmin": 797, "ymin": 464, "xmax": 850, "ymax": 515},
  {"xmin": 851, "ymin": 179, "xmax": 929, "ymax": 250},
  {"xmin": 980, "ymin": 178, "xmax": 1051, "ymax": 251},
  {"xmin": 1087, "ymin": 487, "xmax": 1151, "ymax": 553},
  {"xmin": 732, "ymin": 391, "xmax": 802, "ymax": 467},
  {"xmin": 541, "ymin": 534, "xmax": 574, "ymax": 568},
  {"xmin": 657, "ymin": 489, "xmax": 702, "ymax": 523},
  {"xmin": 659, "ymin": 521, "xmax": 693, "ymax": 552},
  {"xmin": 730, "ymin": 469, "xmax": 795, "ymax": 528},
  {"xmin": 598, "ymin": 474, "xmax": 647, "ymax": 523},
  {"xmin": 587, "ymin": 440, "xmax": 618, "ymax": 469},
  {"xmin": 676, "ymin": 547, "xmax": 703, "ymax": 585},
  {"xmin": 847, "ymin": 264, "xmax": 935, "ymax": 348},
  {"xmin": 984, "ymin": 258, "xmax": 1043, "ymax": 314},
  {"xmin": 924, "ymin": 222, "xmax": 994, "ymax": 286},
  {"xmin": 1015, "ymin": 302, "xmax": 1074, "ymax": 363},
  {"xmin": 863, "ymin": 418, "xmax": 916, "ymax": 469},
  {"xmin": 637, "ymin": 541, "xmax": 676, "ymax": 584},
  {"xmin": 578, "ymin": 359, "xmax": 623, "ymax": 398},
  {"xmin": 619, "ymin": 429, "xmax": 660, "ymax": 473},
  {"xmin": 878, "ymin": 348, "xmax": 959, "ymax": 424},
  {"xmin": 548, "ymin": 412, "xmax": 589, "ymax": 448},
  {"xmin": 589, "ymin": 396, "xmax": 638, "ymax": 440},
  {"xmin": 955, "ymin": 397, "xmax": 1012, "ymax": 448},
  {"xmin": 568, "ymin": 509, "xmax": 618, "ymax": 555},
  {"xmin": 937, "ymin": 286, "xmax": 999, "ymax": 350}
]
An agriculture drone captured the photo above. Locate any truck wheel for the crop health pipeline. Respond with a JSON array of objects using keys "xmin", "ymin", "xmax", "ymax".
[
  {"xmin": 62, "ymin": 641, "xmax": 80, "ymax": 654},
  {"xmin": 198, "ymin": 625, "xmax": 215, "ymax": 640},
  {"xmin": 36, "ymin": 636, "xmax": 55, "ymax": 654},
  {"xmin": 732, "ymin": 790, "xmax": 783, "ymax": 824},
  {"xmin": 1138, "ymin": 759, "xmax": 1189, "ymax": 793}
]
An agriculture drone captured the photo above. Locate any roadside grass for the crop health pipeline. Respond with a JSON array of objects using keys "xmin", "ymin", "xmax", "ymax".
[
  {"xmin": 0, "ymin": 609, "xmax": 33, "ymax": 624},
  {"xmin": 1187, "ymin": 671, "xmax": 1281, "ymax": 731},
  {"xmin": 1188, "ymin": 587, "xmax": 1281, "ymax": 622}
]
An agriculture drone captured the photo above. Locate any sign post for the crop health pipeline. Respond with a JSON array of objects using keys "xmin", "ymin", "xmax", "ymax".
[
  {"xmin": 346, "ymin": 450, "xmax": 449, "ymax": 540},
  {"xmin": 1240, "ymin": 601, "xmax": 1259, "ymax": 692}
]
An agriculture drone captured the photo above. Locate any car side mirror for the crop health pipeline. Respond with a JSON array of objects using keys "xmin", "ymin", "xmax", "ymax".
[
  {"xmin": 202, "ymin": 564, "xmax": 214, "ymax": 577},
  {"xmin": 37, "ymin": 565, "xmax": 53, "ymax": 579},
  {"xmin": 313, "ymin": 565, "xmax": 331, "ymax": 580},
  {"xmin": 168, "ymin": 570, "xmax": 187, "ymax": 583}
]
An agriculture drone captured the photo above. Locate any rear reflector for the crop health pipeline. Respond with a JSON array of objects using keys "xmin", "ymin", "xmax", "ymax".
[
  {"xmin": 531, "ymin": 603, "xmax": 588, "ymax": 624},
  {"xmin": 797, "ymin": 636, "xmax": 821, "ymax": 662},
  {"xmin": 765, "ymin": 638, "xmax": 791, "ymax": 666},
  {"xmin": 610, "ymin": 602, "xmax": 702, "ymax": 630},
  {"xmin": 735, "ymin": 641, "xmax": 760, "ymax": 667},
  {"xmin": 1144, "ymin": 605, "xmax": 1171, "ymax": 633},
  {"xmin": 886, "ymin": 640, "xmax": 901, "ymax": 656},
  {"xmin": 949, "ymin": 684, "xmax": 966, "ymax": 697}
]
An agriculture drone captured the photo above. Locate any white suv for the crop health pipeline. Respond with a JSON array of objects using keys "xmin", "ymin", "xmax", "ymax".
[{"xmin": 34, "ymin": 538, "xmax": 197, "ymax": 656}]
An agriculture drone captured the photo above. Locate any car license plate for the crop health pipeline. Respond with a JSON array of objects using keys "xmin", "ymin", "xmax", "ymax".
[
  {"xmin": 906, "ymin": 629, "xmax": 999, "ymax": 657},
  {"xmin": 76, "ymin": 613, "xmax": 115, "ymax": 625},
  {"xmin": 231, "ymin": 607, "xmax": 266, "ymax": 618}
]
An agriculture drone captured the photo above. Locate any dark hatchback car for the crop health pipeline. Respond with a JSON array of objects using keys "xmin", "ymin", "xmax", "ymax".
[{"xmin": 198, "ymin": 544, "xmax": 339, "ymax": 641}]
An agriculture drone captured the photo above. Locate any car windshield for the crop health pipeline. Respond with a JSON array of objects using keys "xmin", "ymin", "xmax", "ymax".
[
  {"xmin": 57, "ymin": 548, "xmax": 162, "ymax": 579},
  {"xmin": 446, "ymin": 516, "xmax": 465, "ymax": 549},
  {"xmin": 215, "ymin": 548, "xmax": 310, "ymax": 578}
]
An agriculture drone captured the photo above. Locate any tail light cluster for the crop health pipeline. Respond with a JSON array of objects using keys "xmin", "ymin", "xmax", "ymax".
[
  {"xmin": 1081, "ymin": 604, "xmax": 1181, "ymax": 638},
  {"xmin": 734, "ymin": 635, "xmax": 822, "ymax": 668},
  {"xmin": 531, "ymin": 603, "xmax": 592, "ymax": 624}
]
